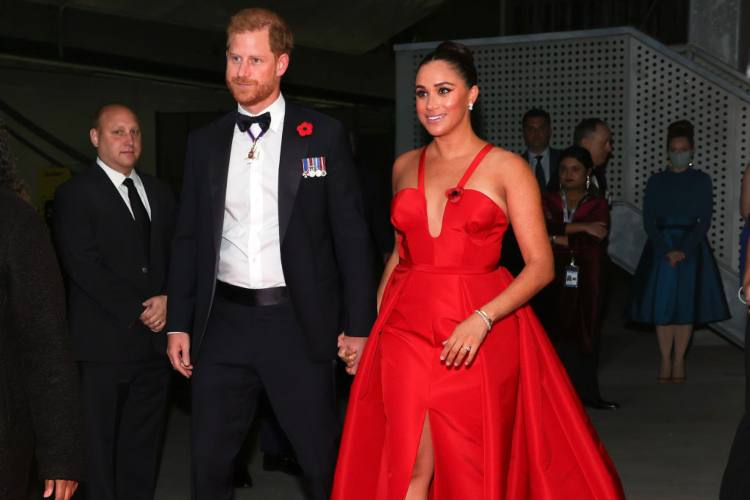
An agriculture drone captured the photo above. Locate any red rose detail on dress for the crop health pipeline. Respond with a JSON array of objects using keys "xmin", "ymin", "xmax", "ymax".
[
  {"xmin": 297, "ymin": 122, "xmax": 313, "ymax": 137},
  {"xmin": 445, "ymin": 186, "xmax": 464, "ymax": 203}
]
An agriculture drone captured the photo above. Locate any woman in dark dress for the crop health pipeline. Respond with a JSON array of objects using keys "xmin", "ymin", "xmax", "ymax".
[
  {"xmin": 539, "ymin": 146, "xmax": 610, "ymax": 406},
  {"xmin": 628, "ymin": 120, "xmax": 729, "ymax": 383}
]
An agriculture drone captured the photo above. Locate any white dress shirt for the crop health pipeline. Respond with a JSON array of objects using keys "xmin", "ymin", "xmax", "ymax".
[
  {"xmin": 217, "ymin": 94, "xmax": 286, "ymax": 289},
  {"xmin": 526, "ymin": 147, "xmax": 551, "ymax": 184},
  {"xmin": 97, "ymin": 157, "xmax": 152, "ymax": 220}
]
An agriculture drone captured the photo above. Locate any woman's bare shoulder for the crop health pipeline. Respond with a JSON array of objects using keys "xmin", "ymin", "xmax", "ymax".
[
  {"xmin": 393, "ymin": 148, "xmax": 422, "ymax": 172},
  {"xmin": 482, "ymin": 146, "xmax": 531, "ymax": 178}
]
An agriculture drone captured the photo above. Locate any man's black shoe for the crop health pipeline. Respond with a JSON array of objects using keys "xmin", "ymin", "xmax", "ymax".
[
  {"xmin": 233, "ymin": 468, "xmax": 253, "ymax": 489},
  {"xmin": 584, "ymin": 398, "xmax": 620, "ymax": 410},
  {"xmin": 263, "ymin": 453, "xmax": 303, "ymax": 477}
]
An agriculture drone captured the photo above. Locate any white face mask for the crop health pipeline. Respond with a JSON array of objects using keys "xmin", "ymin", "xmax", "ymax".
[{"xmin": 669, "ymin": 150, "xmax": 692, "ymax": 169}]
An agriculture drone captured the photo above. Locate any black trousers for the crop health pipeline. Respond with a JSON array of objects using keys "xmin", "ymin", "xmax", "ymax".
[
  {"xmin": 554, "ymin": 337, "xmax": 602, "ymax": 403},
  {"xmin": 79, "ymin": 358, "xmax": 170, "ymax": 500},
  {"xmin": 191, "ymin": 297, "xmax": 339, "ymax": 500},
  {"xmin": 720, "ymin": 319, "xmax": 750, "ymax": 499}
]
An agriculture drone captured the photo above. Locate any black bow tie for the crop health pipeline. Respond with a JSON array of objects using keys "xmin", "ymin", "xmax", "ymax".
[{"xmin": 236, "ymin": 111, "xmax": 271, "ymax": 134}]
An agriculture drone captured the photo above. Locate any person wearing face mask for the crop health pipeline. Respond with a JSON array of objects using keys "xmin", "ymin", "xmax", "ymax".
[
  {"xmin": 536, "ymin": 146, "xmax": 614, "ymax": 409},
  {"xmin": 628, "ymin": 120, "xmax": 729, "ymax": 383}
]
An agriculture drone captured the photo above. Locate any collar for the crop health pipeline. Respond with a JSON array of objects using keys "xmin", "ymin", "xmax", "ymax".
[
  {"xmin": 96, "ymin": 157, "xmax": 141, "ymax": 187},
  {"xmin": 237, "ymin": 93, "xmax": 285, "ymax": 134},
  {"xmin": 528, "ymin": 147, "xmax": 550, "ymax": 161}
]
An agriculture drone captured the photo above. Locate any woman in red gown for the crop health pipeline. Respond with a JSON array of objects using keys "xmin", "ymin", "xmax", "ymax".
[{"xmin": 332, "ymin": 41, "xmax": 624, "ymax": 500}]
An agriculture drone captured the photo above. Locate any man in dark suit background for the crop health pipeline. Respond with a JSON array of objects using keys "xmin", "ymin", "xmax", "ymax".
[
  {"xmin": 0, "ymin": 187, "xmax": 82, "ymax": 499},
  {"xmin": 521, "ymin": 108, "xmax": 562, "ymax": 192},
  {"xmin": 574, "ymin": 117, "xmax": 613, "ymax": 197},
  {"xmin": 166, "ymin": 8, "xmax": 376, "ymax": 500},
  {"xmin": 501, "ymin": 108, "xmax": 562, "ymax": 276},
  {"xmin": 53, "ymin": 104, "xmax": 176, "ymax": 499}
]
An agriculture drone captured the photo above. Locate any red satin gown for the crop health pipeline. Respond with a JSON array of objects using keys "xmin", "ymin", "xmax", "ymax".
[{"xmin": 332, "ymin": 144, "xmax": 624, "ymax": 500}]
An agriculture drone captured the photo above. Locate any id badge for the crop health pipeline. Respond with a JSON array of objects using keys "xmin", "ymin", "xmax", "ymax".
[{"xmin": 565, "ymin": 261, "xmax": 579, "ymax": 288}]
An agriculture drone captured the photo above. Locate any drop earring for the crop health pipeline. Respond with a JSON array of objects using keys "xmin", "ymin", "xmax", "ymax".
[
  {"xmin": 468, "ymin": 102, "xmax": 474, "ymax": 111},
  {"xmin": 586, "ymin": 175, "xmax": 591, "ymax": 190}
]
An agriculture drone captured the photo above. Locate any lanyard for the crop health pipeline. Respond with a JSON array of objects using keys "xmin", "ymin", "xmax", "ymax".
[{"xmin": 561, "ymin": 191, "xmax": 587, "ymax": 223}]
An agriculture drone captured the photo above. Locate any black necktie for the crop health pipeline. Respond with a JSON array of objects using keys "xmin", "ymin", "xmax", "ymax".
[
  {"xmin": 534, "ymin": 155, "xmax": 546, "ymax": 189},
  {"xmin": 123, "ymin": 178, "xmax": 151, "ymax": 259},
  {"xmin": 236, "ymin": 111, "xmax": 271, "ymax": 136}
]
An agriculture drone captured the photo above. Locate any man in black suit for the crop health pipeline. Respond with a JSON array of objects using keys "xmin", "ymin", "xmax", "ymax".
[
  {"xmin": 166, "ymin": 8, "xmax": 376, "ymax": 500},
  {"xmin": 53, "ymin": 104, "xmax": 176, "ymax": 499},
  {"xmin": 574, "ymin": 118, "xmax": 613, "ymax": 197},
  {"xmin": 502, "ymin": 108, "xmax": 562, "ymax": 276},
  {"xmin": 570, "ymin": 117, "xmax": 619, "ymax": 411},
  {"xmin": 0, "ymin": 188, "xmax": 82, "ymax": 500},
  {"xmin": 521, "ymin": 108, "xmax": 562, "ymax": 192}
]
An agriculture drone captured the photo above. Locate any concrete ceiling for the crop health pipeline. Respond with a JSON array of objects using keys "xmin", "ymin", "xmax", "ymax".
[{"xmin": 26, "ymin": 0, "xmax": 445, "ymax": 54}]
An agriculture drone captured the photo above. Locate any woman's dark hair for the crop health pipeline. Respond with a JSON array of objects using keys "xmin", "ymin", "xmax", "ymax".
[
  {"xmin": 0, "ymin": 125, "xmax": 27, "ymax": 197},
  {"xmin": 417, "ymin": 41, "xmax": 477, "ymax": 88},
  {"xmin": 559, "ymin": 145, "xmax": 594, "ymax": 172},
  {"xmin": 667, "ymin": 119, "xmax": 694, "ymax": 149}
]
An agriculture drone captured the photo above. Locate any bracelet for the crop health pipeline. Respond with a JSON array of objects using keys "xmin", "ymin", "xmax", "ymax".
[{"xmin": 474, "ymin": 309, "xmax": 493, "ymax": 331}]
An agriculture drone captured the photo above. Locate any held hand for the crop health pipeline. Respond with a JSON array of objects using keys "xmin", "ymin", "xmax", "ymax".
[
  {"xmin": 338, "ymin": 333, "xmax": 367, "ymax": 375},
  {"xmin": 584, "ymin": 222, "xmax": 609, "ymax": 240},
  {"xmin": 43, "ymin": 479, "xmax": 78, "ymax": 500},
  {"xmin": 440, "ymin": 313, "xmax": 489, "ymax": 367},
  {"xmin": 167, "ymin": 333, "xmax": 193, "ymax": 378},
  {"xmin": 140, "ymin": 295, "xmax": 167, "ymax": 332}
]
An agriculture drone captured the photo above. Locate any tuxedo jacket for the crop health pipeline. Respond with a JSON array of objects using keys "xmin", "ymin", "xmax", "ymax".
[
  {"xmin": 522, "ymin": 147, "xmax": 562, "ymax": 192},
  {"xmin": 53, "ymin": 165, "xmax": 176, "ymax": 362},
  {"xmin": 0, "ymin": 190, "xmax": 82, "ymax": 495},
  {"xmin": 167, "ymin": 102, "xmax": 377, "ymax": 362}
]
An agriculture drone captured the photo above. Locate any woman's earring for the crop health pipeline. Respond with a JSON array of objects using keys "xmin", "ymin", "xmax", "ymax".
[
  {"xmin": 468, "ymin": 102, "xmax": 474, "ymax": 111},
  {"xmin": 586, "ymin": 175, "xmax": 591, "ymax": 190}
]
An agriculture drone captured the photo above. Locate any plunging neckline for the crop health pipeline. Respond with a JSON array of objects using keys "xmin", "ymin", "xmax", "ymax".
[{"xmin": 418, "ymin": 143, "xmax": 494, "ymax": 239}]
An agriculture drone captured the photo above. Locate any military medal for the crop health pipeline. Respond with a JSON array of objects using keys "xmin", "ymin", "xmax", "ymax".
[{"xmin": 301, "ymin": 157, "xmax": 327, "ymax": 178}]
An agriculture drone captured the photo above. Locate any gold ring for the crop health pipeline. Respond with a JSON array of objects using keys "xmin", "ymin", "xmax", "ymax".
[{"xmin": 464, "ymin": 345, "xmax": 472, "ymax": 353}]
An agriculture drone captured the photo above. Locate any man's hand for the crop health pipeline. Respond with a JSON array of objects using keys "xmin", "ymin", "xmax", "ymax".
[
  {"xmin": 43, "ymin": 479, "xmax": 78, "ymax": 500},
  {"xmin": 140, "ymin": 295, "xmax": 167, "ymax": 332},
  {"xmin": 167, "ymin": 332, "xmax": 193, "ymax": 378},
  {"xmin": 337, "ymin": 333, "xmax": 367, "ymax": 375}
]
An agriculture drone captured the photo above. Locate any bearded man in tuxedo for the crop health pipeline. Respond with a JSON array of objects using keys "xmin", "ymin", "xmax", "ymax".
[{"xmin": 166, "ymin": 8, "xmax": 376, "ymax": 500}]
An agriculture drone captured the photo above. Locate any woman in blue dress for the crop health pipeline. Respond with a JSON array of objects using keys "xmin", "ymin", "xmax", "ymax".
[{"xmin": 629, "ymin": 120, "xmax": 730, "ymax": 383}]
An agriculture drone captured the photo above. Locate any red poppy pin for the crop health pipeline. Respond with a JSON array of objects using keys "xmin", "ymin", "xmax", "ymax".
[
  {"xmin": 445, "ymin": 186, "xmax": 464, "ymax": 203},
  {"xmin": 297, "ymin": 121, "xmax": 313, "ymax": 137}
]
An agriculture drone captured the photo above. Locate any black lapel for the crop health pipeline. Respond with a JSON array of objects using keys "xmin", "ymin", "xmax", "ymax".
[
  {"xmin": 278, "ymin": 102, "xmax": 308, "ymax": 243},
  {"xmin": 208, "ymin": 113, "xmax": 236, "ymax": 253}
]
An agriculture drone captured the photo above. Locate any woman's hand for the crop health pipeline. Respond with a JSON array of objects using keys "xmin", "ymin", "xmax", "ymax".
[
  {"xmin": 440, "ymin": 313, "xmax": 489, "ymax": 367},
  {"xmin": 666, "ymin": 250, "xmax": 686, "ymax": 267},
  {"xmin": 582, "ymin": 221, "xmax": 608, "ymax": 240}
]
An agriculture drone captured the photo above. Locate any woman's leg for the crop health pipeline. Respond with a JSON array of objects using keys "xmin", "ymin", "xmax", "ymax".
[
  {"xmin": 656, "ymin": 325, "xmax": 675, "ymax": 380},
  {"xmin": 405, "ymin": 414, "xmax": 434, "ymax": 500},
  {"xmin": 672, "ymin": 324, "xmax": 693, "ymax": 381}
]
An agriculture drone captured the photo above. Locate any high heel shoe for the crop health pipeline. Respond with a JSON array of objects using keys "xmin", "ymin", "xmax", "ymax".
[
  {"xmin": 657, "ymin": 358, "xmax": 672, "ymax": 384},
  {"xmin": 671, "ymin": 359, "xmax": 686, "ymax": 383}
]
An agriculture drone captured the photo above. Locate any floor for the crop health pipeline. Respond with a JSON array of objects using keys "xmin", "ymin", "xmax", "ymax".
[{"xmin": 152, "ymin": 269, "xmax": 747, "ymax": 499}]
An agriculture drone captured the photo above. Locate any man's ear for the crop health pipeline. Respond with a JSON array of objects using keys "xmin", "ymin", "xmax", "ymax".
[
  {"xmin": 89, "ymin": 128, "xmax": 99, "ymax": 148},
  {"xmin": 276, "ymin": 53, "xmax": 289, "ymax": 78}
]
